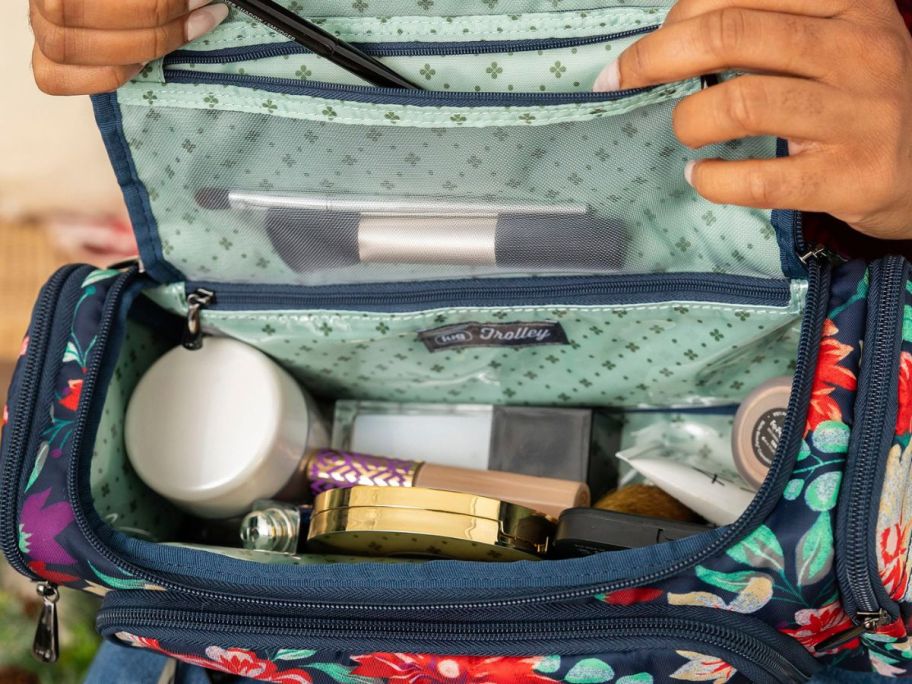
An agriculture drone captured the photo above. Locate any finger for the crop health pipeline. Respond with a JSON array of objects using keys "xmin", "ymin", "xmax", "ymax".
[
  {"xmin": 32, "ymin": 43, "xmax": 142, "ymax": 95},
  {"xmin": 32, "ymin": 0, "xmax": 211, "ymax": 30},
  {"xmin": 684, "ymin": 156, "xmax": 837, "ymax": 211},
  {"xmin": 30, "ymin": 3, "xmax": 228, "ymax": 66},
  {"xmin": 664, "ymin": 0, "xmax": 850, "ymax": 25},
  {"xmin": 672, "ymin": 76, "xmax": 855, "ymax": 148},
  {"xmin": 594, "ymin": 10, "xmax": 846, "ymax": 91}
]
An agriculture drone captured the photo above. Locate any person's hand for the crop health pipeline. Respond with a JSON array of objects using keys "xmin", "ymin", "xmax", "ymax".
[
  {"xmin": 29, "ymin": 0, "xmax": 229, "ymax": 96},
  {"xmin": 594, "ymin": 0, "xmax": 912, "ymax": 239}
]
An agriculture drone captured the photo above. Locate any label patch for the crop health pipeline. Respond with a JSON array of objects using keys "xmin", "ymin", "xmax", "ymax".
[{"xmin": 418, "ymin": 321, "xmax": 569, "ymax": 352}]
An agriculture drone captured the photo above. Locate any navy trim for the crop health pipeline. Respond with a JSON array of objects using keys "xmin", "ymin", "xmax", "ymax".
[
  {"xmin": 772, "ymin": 138, "xmax": 807, "ymax": 279},
  {"xmin": 192, "ymin": 272, "xmax": 795, "ymax": 313},
  {"xmin": 164, "ymin": 69, "xmax": 658, "ymax": 106},
  {"xmin": 90, "ymin": 93, "xmax": 183, "ymax": 285},
  {"xmin": 164, "ymin": 26, "xmax": 658, "ymax": 63}
]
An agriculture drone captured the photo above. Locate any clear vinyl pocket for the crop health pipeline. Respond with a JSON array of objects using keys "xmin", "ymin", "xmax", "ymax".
[
  {"xmin": 96, "ymin": 593, "xmax": 822, "ymax": 684},
  {"xmin": 97, "ymin": 54, "xmax": 793, "ymax": 288}
]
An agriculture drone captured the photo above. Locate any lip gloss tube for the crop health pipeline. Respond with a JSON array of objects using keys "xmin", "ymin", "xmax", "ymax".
[{"xmin": 304, "ymin": 449, "xmax": 590, "ymax": 518}]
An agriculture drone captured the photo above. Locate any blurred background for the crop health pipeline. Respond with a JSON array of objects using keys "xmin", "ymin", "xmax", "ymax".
[{"xmin": 0, "ymin": 4, "xmax": 138, "ymax": 681}]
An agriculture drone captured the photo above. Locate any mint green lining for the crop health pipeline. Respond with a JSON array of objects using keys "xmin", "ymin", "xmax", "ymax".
[
  {"xmin": 145, "ymin": 282, "xmax": 805, "ymax": 408},
  {"xmin": 90, "ymin": 321, "xmax": 184, "ymax": 542},
  {"xmin": 191, "ymin": 5, "xmax": 669, "ymax": 49},
  {"xmin": 165, "ymin": 33, "xmax": 643, "ymax": 94},
  {"xmin": 118, "ymin": 81, "xmax": 694, "ymax": 128}
]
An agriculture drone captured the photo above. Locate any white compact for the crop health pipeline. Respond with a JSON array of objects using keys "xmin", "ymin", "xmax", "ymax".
[{"xmin": 125, "ymin": 337, "xmax": 328, "ymax": 518}]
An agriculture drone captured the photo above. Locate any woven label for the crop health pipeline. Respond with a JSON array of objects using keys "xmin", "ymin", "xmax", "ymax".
[{"xmin": 418, "ymin": 321, "xmax": 569, "ymax": 352}]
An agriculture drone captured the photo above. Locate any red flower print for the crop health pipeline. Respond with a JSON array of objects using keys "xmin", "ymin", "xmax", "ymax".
[
  {"xmin": 780, "ymin": 601, "xmax": 858, "ymax": 653},
  {"xmin": 59, "ymin": 379, "xmax": 83, "ymax": 412},
  {"xmin": 351, "ymin": 653, "xmax": 556, "ymax": 683},
  {"xmin": 2, "ymin": 403, "xmax": 8, "ymax": 427},
  {"xmin": 879, "ymin": 521, "xmax": 911, "ymax": 600},
  {"xmin": 114, "ymin": 635, "xmax": 313, "ymax": 684},
  {"xmin": 27, "ymin": 561, "xmax": 79, "ymax": 585},
  {"xmin": 19, "ymin": 336, "xmax": 29, "ymax": 358},
  {"xmin": 598, "ymin": 587, "xmax": 664, "ymax": 606},
  {"xmin": 896, "ymin": 352, "xmax": 912, "ymax": 435},
  {"xmin": 805, "ymin": 320, "xmax": 856, "ymax": 434}
]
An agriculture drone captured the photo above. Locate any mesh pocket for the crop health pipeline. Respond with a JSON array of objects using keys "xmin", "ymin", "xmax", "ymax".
[{"xmin": 113, "ymin": 77, "xmax": 784, "ymax": 285}]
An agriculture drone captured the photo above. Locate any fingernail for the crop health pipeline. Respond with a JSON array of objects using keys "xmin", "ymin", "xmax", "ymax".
[
  {"xmin": 188, "ymin": 0, "xmax": 212, "ymax": 11},
  {"xmin": 593, "ymin": 60, "xmax": 621, "ymax": 92},
  {"xmin": 186, "ymin": 3, "xmax": 229, "ymax": 42},
  {"xmin": 684, "ymin": 160, "xmax": 697, "ymax": 187}
]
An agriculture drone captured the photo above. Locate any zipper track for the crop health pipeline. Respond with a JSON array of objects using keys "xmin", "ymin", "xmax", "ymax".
[
  {"xmin": 0, "ymin": 265, "xmax": 83, "ymax": 579},
  {"xmin": 163, "ymin": 68, "xmax": 657, "ymax": 105},
  {"xmin": 57, "ymin": 260, "xmax": 826, "ymax": 613},
  {"xmin": 165, "ymin": 26, "xmax": 658, "ymax": 64},
  {"xmin": 97, "ymin": 609, "xmax": 813, "ymax": 682},
  {"xmin": 840, "ymin": 257, "xmax": 907, "ymax": 620},
  {"xmin": 192, "ymin": 273, "xmax": 795, "ymax": 312}
]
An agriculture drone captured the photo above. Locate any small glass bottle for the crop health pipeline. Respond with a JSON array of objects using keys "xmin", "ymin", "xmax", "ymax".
[{"xmin": 240, "ymin": 500, "xmax": 312, "ymax": 553}]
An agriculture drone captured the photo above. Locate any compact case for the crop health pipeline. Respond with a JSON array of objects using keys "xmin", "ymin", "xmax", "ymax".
[{"xmin": 2, "ymin": 1, "xmax": 912, "ymax": 681}]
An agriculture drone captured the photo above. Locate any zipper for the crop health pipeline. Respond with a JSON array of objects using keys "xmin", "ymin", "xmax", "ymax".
[
  {"xmin": 33, "ymin": 581, "xmax": 60, "ymax": 663},
  {"xmin": 165, "ymin": 26, "xmax": 659, "ymax": 65},
  {"xmin": 49, "ymin": 257, "xmax": 825, "ymax": 615},
  {"xmin": 96, "ymin": 606, "xmax": 817, "ymax": 683},
  {"xmin": 0, "ymin": 264, "xmax": 85, "ymax": 579},
  {"xmin": 163, "ymin": 68, "xmax": 660, "ymax": 105},
  {"xmin": 823, "ymin": 257, "xmax": 908, "ymax": 652},
  {"xmin": 186, "ymin": 273, "xmax": 795, "ymax": 313},
  {"xmin": 181, "ymin": 288, "xmax": 216, "ymax": 350}
]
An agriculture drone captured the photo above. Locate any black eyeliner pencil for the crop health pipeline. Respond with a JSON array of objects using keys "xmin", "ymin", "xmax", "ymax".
[{"xmin": 226, "ymin": 0, "xmax": 423, "ymax": 90}]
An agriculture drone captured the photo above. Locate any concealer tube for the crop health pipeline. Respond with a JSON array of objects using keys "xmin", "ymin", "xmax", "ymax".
[{"xmin": 304, "ymin": 449, "xmax": 589, "ymax": 518}]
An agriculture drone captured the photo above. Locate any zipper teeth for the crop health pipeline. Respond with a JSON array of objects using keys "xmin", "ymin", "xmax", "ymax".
[
  {"xmin": 97, "ymin": 610, "xmax": 806, "ymax": 680},
  {"xmin": 0, "ymin": 265, "xmax": 82, "ymax": 578},
  {"xmin": 162, "ymin": 68, "xmax": 654, "ymax": 104},
  {"xmin": 844, "ymin": 257, "xmax": 906, "ymax": 617},
  {"xmin": 199, "ymin": 275, "xmax": 792, "ymax": 310},
  {"xmin": 166, "ymin": 25, "xmax": 658, "ymax": 63},
  {"xmin": 60, "ymin": 261, "xmax": 824, "ymax": 614}
]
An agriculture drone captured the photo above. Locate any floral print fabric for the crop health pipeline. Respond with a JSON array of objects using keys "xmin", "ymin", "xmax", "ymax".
[{"xmin": 5, "ymin": 260, "xmax": 912, "ymax": 679}]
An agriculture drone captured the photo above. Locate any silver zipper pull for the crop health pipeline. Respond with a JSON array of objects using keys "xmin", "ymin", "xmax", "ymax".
[
  {"xmin": 106, "ymin": 257, "xmax": 146, "ymax": 273},
  {"xmin": 814, "ymin": 609, "xmax": 890, "ymax": 652},
  {"xmin": 33, "ymin": 581, "xmax": 60, "ymax": 663},
  {"xmin": 799, "ymin": 244, "xmax": 846, "ymax": 266},
  {"xmin": 182, "ymin": 289, "xmax": 216, "ymax": 350}
]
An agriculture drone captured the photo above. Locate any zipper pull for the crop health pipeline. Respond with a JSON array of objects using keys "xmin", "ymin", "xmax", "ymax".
[
  {"xmin": 799, "ymin": 244, "xmax": 847, "ymax": 266},
  {"xmin": 814, "ymin": 609, "xmax": 890, "ymax": 652},
  {"xmin": 32, "ymin": 581, "xmax": 60, "ymax": 664},
  {"xmin": 106, "ymin": 257, "xmax": 146, "ymax": 273},
  {"xmin": 182, "ymin": 288, "xmax": 216, "ymax": 350}
]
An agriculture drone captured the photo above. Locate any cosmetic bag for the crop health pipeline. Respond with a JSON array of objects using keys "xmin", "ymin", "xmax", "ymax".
[{"xmin": 3, "ymin": 1, "xmax": 912, "ymax": 681}]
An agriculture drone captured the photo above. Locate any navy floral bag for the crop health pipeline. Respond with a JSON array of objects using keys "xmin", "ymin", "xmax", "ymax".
[{"xmin": 3, "ymin": 1, "xmax": 912, "ymax": 682}]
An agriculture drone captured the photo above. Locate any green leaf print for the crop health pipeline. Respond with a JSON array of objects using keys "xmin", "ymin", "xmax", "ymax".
[
  {"xmin": 810, "ymin": 421, "xmax": 850, "ymax": 454},
  {"xmin": 903, "ymin": 304, "xmax": 912, "ymax": 343},
  {"xmin": 804, "ymin": 471, "xmax": 841, "ymax": 512},
  {"xmin": 25, "ymin": 442, "xmax": 49, "ymax": 492},
  {"xmin": 617, "ymin": 675, "xmax": 653, "ymax": 684},
  {"xmin": 564, "ymin": 658, "xmax": 615, "ymax": 683},
  {"xmin": 695, "ymin": 566, "xmax": 771, "ymax": 595},
  {"xmin": 81, "ymin": 269, "xmax": 120, "ymax": 288},
  {"xmin": 796, "ymin": 513, "xmax": 834, "ymax": 586},
  {"xmin": 304, "ymin": 662, "xmax": 373, "ymax": 683},
  {"xmin": 89, "ymin": 562, "xmax": 148, "ymax": 589},
  {"xmin": 725, "ymin": 525, "xmax": 785, "ymax": 571},
  {"xmin": 535, "ymin": 655, "xmax": 561, "ymax": 674},
  {"xmin": 275, "ymin": 649, "xmax": 316, "ymax": 661}
]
